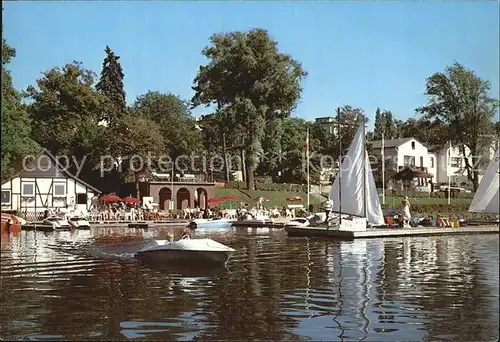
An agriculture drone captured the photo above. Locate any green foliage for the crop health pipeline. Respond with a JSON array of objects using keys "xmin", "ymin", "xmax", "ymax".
[
  {"xmin": 27, "ymin": 61, "xmax": 109, "ymax": 174},
  {"xmin": 417, "ymin": 62, "xmax": 498, "ymax": 190},
  {"xmin": 131, "ymin": 91, "xmax": 203, "ymax": 158},
  {"xmin": 96, "ymin": 46, "xmax": 126, "ymax": 124},
  {"xmin": 1, "ymin": 38, "xmax": 39, "ymax": 179},
  {"xmin": 192, "ymin": 28, "xmax": 307, "ymax": 190},
  {"xmin": 373, "ymin": 108, "xmax": 397, "ymax": 140}
]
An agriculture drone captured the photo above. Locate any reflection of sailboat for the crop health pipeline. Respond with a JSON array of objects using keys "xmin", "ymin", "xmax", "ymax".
[
  {"xmin": 469, "ymin": 148, "xmax": 499, "ymax": 215},
  {"xmin": 287, "ymin": 122, "xmax": 384, "ymax": 236}
]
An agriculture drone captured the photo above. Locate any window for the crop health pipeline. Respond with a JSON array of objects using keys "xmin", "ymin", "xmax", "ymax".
[
  {"xmin": 403, "ymin": 155, "xmax": 415, "ymax": 167},
  {"xmin": 1, "ymin": 190, "xmax": 11, "ymax": 204},
  {"xmin": 450, "ymin": 157, "xmax": 462, "ymax": 168},
  {"xmin": 411, "ymin": 141, "xmax": 415, "ymax": 150},
  {"xmin": 53, "ymin": 183, "xmax": 66, "ymax": 196},
  {"xmin": 430, "ymin": 157, "xmax": 434, "ymax": 168},
  {"xmin": 420, "ymin": 156, "xmax": 424, "ymax": 167},
  {"xmin": 21, "ymin": 182, "xmax": 35, "ymax": 196},
  {"xmin": 76, "ymin": 193, "xmax": 87, "ymax": 204}
]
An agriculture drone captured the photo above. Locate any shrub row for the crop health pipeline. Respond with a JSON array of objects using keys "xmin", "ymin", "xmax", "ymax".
[
  {"xmin": 226, "ymin": 181, "xmax": 307, "ymax": 192},
  {"xmin": 382, "ymin": 190, "xmax": 475, "ymax": 199}
]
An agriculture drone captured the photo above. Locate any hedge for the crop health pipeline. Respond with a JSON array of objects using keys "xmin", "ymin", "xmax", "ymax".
[{"xmin": 226, "ymin": 181, "xmax": 307, "ymax": 192}]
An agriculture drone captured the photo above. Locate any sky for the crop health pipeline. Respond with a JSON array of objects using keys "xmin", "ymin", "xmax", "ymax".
[{"xmin": 3, "ymin": 1, "xmax": 499, "ymax": 130}]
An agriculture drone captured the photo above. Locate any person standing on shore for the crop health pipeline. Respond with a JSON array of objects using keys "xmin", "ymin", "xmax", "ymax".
[
  {"xmin": 324, "ymin": 197, "xmax": 333, "ymax": 223},
  {"xmin": 402, "ymin": 196, "xmax": 411, "ymax": 228}
]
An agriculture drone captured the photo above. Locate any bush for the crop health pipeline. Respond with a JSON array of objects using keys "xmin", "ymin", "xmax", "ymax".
[
  {"xmin": 388, "ymin": 190, "xmax": 474, "ymax": 199},
  {"xmin": 225, "ymin": 180, "xmax": 307, "ymax": 192}
]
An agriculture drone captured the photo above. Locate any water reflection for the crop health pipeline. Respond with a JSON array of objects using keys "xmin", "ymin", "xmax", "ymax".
[{"xmin": 0, "ymin": 228, "xmax": 498, "ymax": 341}]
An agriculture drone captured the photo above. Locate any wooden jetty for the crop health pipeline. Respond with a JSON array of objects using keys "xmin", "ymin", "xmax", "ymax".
[
  {"xmin": 22, "ymin": 220, "xmax": 189, "ymax": 231},
  {"xmin": 285, "ymin": 225, "xmax": 500, "ymax": 240}
]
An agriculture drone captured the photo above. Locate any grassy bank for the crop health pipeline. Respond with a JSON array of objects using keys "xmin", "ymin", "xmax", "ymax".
[{"xmin": 214, "ymin": 189, "xmax": 496, "ymax": 220}]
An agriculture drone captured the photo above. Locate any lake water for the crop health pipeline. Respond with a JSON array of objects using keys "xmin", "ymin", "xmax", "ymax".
[{"xmin": 1, "ymin": 227, "xmax": 498, "ymax": 341}]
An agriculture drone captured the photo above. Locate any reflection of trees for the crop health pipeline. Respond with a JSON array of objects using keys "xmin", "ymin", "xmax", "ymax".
[
  {"xmin": 2, "ymin": 230, "xmax": 498, "ymax": 340},
  {"xmin": 195, "ymin": 237, "xmax": 337, "ymax": 340}
]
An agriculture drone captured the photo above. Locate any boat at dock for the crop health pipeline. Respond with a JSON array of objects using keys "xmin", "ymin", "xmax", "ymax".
[
  {"xmin": 1, "ymin": 212, "xmax": 25, "ymax": 235},
  {"xmin": 134, "ymin": 234, "xmax": 236, "ymax": 265},
  {"xmin": 68, "ymin": 216, "xmax": 91, "ymax": 229},
  {"xmin": 286, "ymin": 119, "xmax": 385, "ymax": 238},
  {"xmin": 469, "ymin": 148, "xmax": 499, "ymax": 217},
  {"xmin": 187, "ymin": 218, "xmax": 235, "ymax": 232},
  {"xmin": 42, "ymin": 216, "xmax": 72, "ymax": 230}
]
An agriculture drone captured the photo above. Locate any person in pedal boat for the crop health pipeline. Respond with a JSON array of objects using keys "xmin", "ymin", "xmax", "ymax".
[{"xmin": 324, "ymin": 198, "xmax": 333, "ymax": 223}]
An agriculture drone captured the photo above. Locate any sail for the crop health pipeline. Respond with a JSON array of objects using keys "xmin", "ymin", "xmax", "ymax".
[
  {"xmin": 330, "ymin": 124, "xmax": 385, "ymax": 225},
  {"xmin": 469, "ymin": 148, "xmax": 499, "ymax": 213}
]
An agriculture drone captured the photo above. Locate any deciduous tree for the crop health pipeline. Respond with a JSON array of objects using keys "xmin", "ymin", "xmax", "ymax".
[
  {"xmin": 27, "ymin": 62, "xmax": 110, "ymax": 177},
  {"xmin": 417, "ymin": 62, "xmax": 498, "ymax": 191},
  {"xmin": 191, "ymin": 28, "xmax": 307, "ymax": 190},
  {"xmin": 1, "ymin": 38, "xmax": 39, "ymax": 179}
]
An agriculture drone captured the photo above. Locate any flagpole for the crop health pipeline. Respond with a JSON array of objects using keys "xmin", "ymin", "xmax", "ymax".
[
  {"xmin": 337, "ymin": 107, "xmax": 342, "ymax": 225},
  {"xmin": 382, "ymin": 133, "xmax": 385, "ymax": 205},
  {"xmin": 448, "ymin": 140, "xmax": 451, "ymax": 205},
  {"xmin": 306, "ymin": 127, "xmax": 310, "ymax": 208},
  {"xmin": 171, "ymin": 162, "xmax": 175, "ymax": 210}
]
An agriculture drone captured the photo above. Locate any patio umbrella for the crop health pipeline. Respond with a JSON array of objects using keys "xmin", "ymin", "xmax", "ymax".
[
  {"xmin": 101, "ymin": 194, "xmax": 122, "ymax": 203},
  {"xmin": 207, "ymin": 197, "xmax": 223, "ymax": 205},
  {"xmin": 122, "ymin": 196, "xmax": 139, "ymax": 204},
  {"xmin": 287, "ymin": 196, "xmax": 303, "ymax": 202}
]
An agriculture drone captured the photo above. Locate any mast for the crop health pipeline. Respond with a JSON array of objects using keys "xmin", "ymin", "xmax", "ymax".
[
  {"xmin": 306, "ymin": 127, "xmax": 310, "ymax": 208},
  {"xmin": 448, "ymin": 140, "xmax": 451, "ymax": 205},
  {"xmin": 171, "ymin": 161, "xmax": 175, "ymax": 210},
  {"xmin": 382, "ymin": 133, "xmax": 385, "ymax": 205},
  {"xmin": 362, "ymin": 115, "xmax": 367, "ymax": 218},
  {"xmin": 338, "ymin": 107, "xmax": 342, "ymax": 224}
]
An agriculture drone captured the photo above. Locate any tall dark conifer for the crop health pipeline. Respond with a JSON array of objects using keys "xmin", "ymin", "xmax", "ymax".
[{"xmin": 96, "ymin": 46, "xmax": 126, "ymax": 123}]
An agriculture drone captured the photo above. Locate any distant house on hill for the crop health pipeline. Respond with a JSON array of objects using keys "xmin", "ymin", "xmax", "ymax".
[{"xmin": 1, "ymin": 149, "xmax": 101, "ymax": 220}]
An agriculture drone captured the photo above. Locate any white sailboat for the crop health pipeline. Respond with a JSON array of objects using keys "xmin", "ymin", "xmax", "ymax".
[
  {"xmin": 329, "ymin": 122, "xmax": 385, "ymax": 231},
  {"xmin": 468, "ymin": 148, "xmax": 499, "ymax": 214}
]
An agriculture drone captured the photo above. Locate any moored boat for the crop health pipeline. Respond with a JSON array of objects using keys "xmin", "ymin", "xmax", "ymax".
[
  {"xmin": 68, "ymin": 216, "xmax": 91, "ymax": 229},
  {"xmin": 187, "ymin": 218, "xmax": 235, "ymax": 232},
  {"xmin": 286, "ymin": 118, "xmax": 385, "ymax": 237},
  {"xmin": 1, "ymin": 213, "xmax": 25, "ymax": 234},
  {"xmin": 42, "ymin": 216, "xmax": 72, "ymax": 230}
]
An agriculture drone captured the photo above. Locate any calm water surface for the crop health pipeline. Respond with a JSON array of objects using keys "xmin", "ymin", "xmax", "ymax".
[{"xmin": 0, "ymin": 227, "xmax": 498, "ymax": 341}]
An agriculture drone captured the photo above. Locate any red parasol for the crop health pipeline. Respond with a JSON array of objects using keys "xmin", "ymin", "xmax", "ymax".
[
  {"xmin": 287, "ymin": 196, "xmax": 303, "ymax": 202},
  {"xmin": 221, "ymin": 195, "xmax": 239, "ymax": 201},
  {"xmin": 207, "ymin": 197, "xmax": 223, "ymax": 204},
  {"xmin": 122, "ymin": 196, "xmax": 139, "ymax": 204},
  {"xmin": 101, "ymin": 194, "xmax": 122, "ymax": 203}
]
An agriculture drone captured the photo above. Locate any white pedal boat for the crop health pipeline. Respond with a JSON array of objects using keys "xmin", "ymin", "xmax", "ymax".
[
  {"xmin": 68, "ymin": 216, "xmax": 91, "ymax": 229},
  {"xmin": 42, "ymin": 216, "xmax": 71, "ymax": 230},
  {"xmin": 134, "ymin": 234, "xmax": 236, "ymax": 265}
]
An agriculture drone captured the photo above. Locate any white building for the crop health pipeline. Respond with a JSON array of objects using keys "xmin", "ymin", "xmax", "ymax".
[
  {"xmin": 1, "ymin": 149, "xmax": 101, "ymax": 220},
  {"xmin": 370, "ymin": 138, "xmax": 433, "ymax": 173},
  {"xmin": 428, "ymin": 142, "xmax": 471, "ymax": 185}
]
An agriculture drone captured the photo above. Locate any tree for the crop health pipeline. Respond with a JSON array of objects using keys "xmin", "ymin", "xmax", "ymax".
[
  {"xmin": 373, "ymin": 108, "xmax": 397, "ymax": 140},
  {"xmin": 338, "ymin": 105, "xmax": 368, "ymax": 151},
  {"xmin": 191, "ymin": 28, "xmax": 307, "ymax": 190},
  {"xmin": 1, "ymin": 38, "xmax": 39, "ymax": 179},
  {"xmin": 131, "ymin": 91, "xmax": 203, "ymax": 160},
  {"xmin": 27, "ymin": 62, "xmax": 110, "ymax": 177},
  {"xmin": 417, "ymin": 62, "xmax": 498, "ymax": 191},
  {"xmin": 114, "ymin": 114, "xmax": 164, "ymax": 199},
  {"xmin": 96, "ymin": 46, "xmax": 126, "ymax": 125}
]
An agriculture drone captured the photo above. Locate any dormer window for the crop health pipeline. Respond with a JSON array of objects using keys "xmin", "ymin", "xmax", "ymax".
[{"xmin": 411, "ymin": 141, "xmax": 415, "ymax": 150}]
